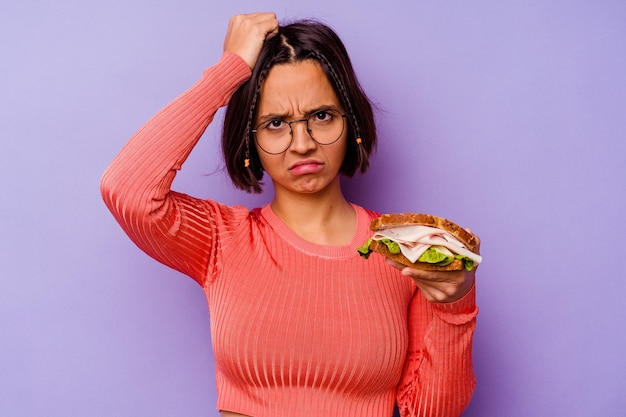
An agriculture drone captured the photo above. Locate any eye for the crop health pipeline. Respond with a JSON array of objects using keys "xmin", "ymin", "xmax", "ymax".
[
  {"xmin": 263, "ymin": 119, "xmax": 286, "ymax": 131},
  {"xmin": 311, "ymin": 110, "xmax": 333, "ymax": 123}
]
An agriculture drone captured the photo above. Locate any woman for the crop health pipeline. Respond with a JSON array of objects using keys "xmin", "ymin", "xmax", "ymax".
[{"xmin": 101, "ymin": 12, "xmax": 478, "ymax": 417}]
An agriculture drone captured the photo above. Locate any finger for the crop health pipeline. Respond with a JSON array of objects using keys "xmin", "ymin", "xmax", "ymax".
[
  {"xmin": 224, "ymin": 13, "xmax": 279, "ymax": 68},
  {"xmin": 244, "ymin": 12, "xmax": 279, "ymax": 36},
  {"xmin": 386, "ymin": 258, "xmax": 452, "ymax": 282},
  {"xmin": 255, "ymin": 12, "xmax": 279, "ymax": 39},
  {"xmin": 385, "ymin": 258, "xmax": 405, "ymax": 271}
]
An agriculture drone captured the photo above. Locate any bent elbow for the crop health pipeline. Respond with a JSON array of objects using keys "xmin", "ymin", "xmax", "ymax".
[{"xmin": 100, "ymin": 166, "xmax": 123, "ymax": 213}]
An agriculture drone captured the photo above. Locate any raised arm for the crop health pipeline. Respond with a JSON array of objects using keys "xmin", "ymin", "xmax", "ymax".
[
  {"xmin": 100, "ymin": 13, "xmax": 279, "ymax": 284},
  {"xmin": 99, "ymin": 52, "xmax": 249, "ymax": 282}
]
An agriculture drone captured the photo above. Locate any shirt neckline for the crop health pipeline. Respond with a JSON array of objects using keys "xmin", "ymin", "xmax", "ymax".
[{"xmin": 260, "ymin": 203, "xmax": 372, "ymax": 259}]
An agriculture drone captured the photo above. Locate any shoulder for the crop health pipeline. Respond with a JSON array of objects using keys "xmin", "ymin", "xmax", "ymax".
[
  {"xmin": 196, "ymin": 199, "xmax": 259, "ymax": 232},
  {"xmin": 351, "ymin": 203, "xmax": 380, "ymax": 225}
]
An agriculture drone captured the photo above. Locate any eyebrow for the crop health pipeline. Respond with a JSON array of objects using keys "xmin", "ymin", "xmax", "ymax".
[{"xmin": 256, "ymin": 105, "xmax": 342, "ymax": 123}]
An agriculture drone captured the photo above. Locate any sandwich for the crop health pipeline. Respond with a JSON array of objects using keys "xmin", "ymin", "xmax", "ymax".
[{"xmin": 357, "ymin": 213, "xmax": 482, "ymax": 271}]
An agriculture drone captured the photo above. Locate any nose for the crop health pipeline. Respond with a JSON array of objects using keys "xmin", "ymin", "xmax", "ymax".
[{"xmin": 289, "ymin": 119, "xmax": 316, "ymax": 153}]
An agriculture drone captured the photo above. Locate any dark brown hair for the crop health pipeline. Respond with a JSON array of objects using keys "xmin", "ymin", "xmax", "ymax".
[{"xmin": 222, "ymin": 20, "xmax": 377, "ymax": 193}]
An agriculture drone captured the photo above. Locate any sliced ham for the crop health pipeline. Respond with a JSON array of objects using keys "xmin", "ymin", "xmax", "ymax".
[{"xmin": 371, "ymin": 225, "xmax": 483, "ymax": 265}]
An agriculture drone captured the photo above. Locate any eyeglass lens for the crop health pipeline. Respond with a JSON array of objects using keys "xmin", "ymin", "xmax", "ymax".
[{"xmin": 253, "ymin": 109, "xmax": 346, "ymax": 154}]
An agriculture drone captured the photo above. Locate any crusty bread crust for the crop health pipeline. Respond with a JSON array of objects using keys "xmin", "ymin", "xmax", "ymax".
[
  {"xmin": 370, "ymin": 213, "xmax": 480, "ymax": 253},
  {"xmin": 369, "ymin": 239, "xmax": 465, "ymax": 271}
]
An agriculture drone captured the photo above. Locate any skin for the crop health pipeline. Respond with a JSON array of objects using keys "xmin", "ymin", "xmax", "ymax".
[
  {"xmin": 220, "ymin": 12, "xmax": 476, "ymax": 417},
  {"xmin": 255, "ymin": 60, "xmax": 356, "ymax": 246}
]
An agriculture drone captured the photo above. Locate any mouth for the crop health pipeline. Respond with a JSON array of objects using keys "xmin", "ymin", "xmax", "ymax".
[{"xmin": 288, "ymin": 159, "xmax": 324, "ymax": 175}]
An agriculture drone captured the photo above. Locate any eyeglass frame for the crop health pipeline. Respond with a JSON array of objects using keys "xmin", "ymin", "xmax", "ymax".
[{"xmin": 251, "ymin": 109, "xmax": 348, "ymax": 155}]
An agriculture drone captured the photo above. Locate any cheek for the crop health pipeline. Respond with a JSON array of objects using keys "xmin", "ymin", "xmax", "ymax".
[
  {"xmin": 333, "ymin": 139, "xmax": 349, "ymax": 166},
  {"xmin": 256, "ymin": 146, "xmax": 283, "ymax": 174},
  {"xmin": 254, "ymin": 144, "xmax": 268, "ymax": 171}
]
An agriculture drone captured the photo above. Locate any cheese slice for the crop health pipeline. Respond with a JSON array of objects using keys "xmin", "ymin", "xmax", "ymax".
[{"xmin": 371, "ymin": 225, "xmax": 483, "ymax": 265}]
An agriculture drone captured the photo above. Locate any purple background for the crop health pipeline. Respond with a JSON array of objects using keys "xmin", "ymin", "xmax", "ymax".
[{"xmin": 2, "ymin": 1, "xmax": 625, "ymax": 416}]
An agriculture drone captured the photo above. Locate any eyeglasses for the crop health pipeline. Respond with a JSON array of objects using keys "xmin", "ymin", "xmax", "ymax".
[{"xmin": 252, "ymin": 109, "xmax": 347, "ymax": 155}]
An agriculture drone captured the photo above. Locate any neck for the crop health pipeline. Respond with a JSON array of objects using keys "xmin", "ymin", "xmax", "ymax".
[{"xmin": 270, "ymin": 179, "xmax": 356, "ymax": 245}]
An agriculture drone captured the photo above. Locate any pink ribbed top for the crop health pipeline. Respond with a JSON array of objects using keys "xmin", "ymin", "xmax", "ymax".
[{"xmin": 100, "ymin": 52, "xmax": 477, "ymax": 417}]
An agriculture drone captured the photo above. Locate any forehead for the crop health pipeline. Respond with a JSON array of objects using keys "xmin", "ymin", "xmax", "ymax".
[{"xmin": 257, "ymin": 60, "xmax": 341, "ymax": 115}]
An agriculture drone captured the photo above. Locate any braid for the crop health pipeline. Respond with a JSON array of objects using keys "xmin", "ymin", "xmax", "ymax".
[
  {"xmin": 239, "ymin": 64, "xmax": 272, "ymax": 192},
  {"xmin": 313, "ymin": 53, "xmax": 359, "ymax": 136},
  {"xmin": 224, "ymin": 22, "xmax": 376, "ymax": 193},
  {"xmin": 312, "ymin": 52, "xmax": 369, "ymax": 172}
]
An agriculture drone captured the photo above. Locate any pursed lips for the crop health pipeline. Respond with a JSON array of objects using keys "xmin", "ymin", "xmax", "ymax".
[{"xmin": 288, "ymin": 159, "xmax": 324, "ymax": 175}]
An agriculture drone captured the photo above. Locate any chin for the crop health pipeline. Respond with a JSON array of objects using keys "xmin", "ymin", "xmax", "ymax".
[{"xmin": 295, "ymin": 181, "xmax": 325, "ymax": 194}]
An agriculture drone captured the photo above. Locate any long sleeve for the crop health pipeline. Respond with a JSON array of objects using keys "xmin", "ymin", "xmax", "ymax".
[
  {"xmin": 100, "ymin": 52, "xmax": 251, "ymax": 285},
  {"xmin": 99, "ymin": 49, "xmax": 479, "ymax": 417},
  {"xmin": 396, "ymin": 285, "xmax": 478, "ymax": 417}
]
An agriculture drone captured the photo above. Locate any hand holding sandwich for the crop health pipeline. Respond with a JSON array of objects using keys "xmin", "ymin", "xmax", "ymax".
[
  {"xmin": 387, "ymin": 258, "xmax": 476, "ymax": 303},
  {"xmin": 358, "ymin": 213, "xmax": 482, "ymax": 303}
]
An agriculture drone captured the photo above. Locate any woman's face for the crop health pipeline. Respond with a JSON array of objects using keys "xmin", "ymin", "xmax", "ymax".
[{"xmin": 254, "ymin": 60, "xmax": 347, "ymax": 196}]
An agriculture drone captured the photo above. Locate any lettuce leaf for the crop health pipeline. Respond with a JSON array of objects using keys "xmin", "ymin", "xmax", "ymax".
[
  {"xmin": 357, "ymin": 238, "xmax": 401, "ymax": 259},
  {"xmin": 456, "ymin": 255, "xmax": 475, "ymax": 271},
  {"xmin": 379, "ymin": 238, "xmax": 401, "ymax": 254},
  {"xmin": 418, "ymin": 246, "xmax": 454, "ymax": 266},
  {"xmin": 357, "ymin": 238, "xmax": 373, "ymax": 259},
  {"xmin": 359, "ymin": 239, "xmax": 477, "ymax": 271},
  {"xmin": 418, "ymin": 247, "xmax": 477, "ymax": 270}
]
